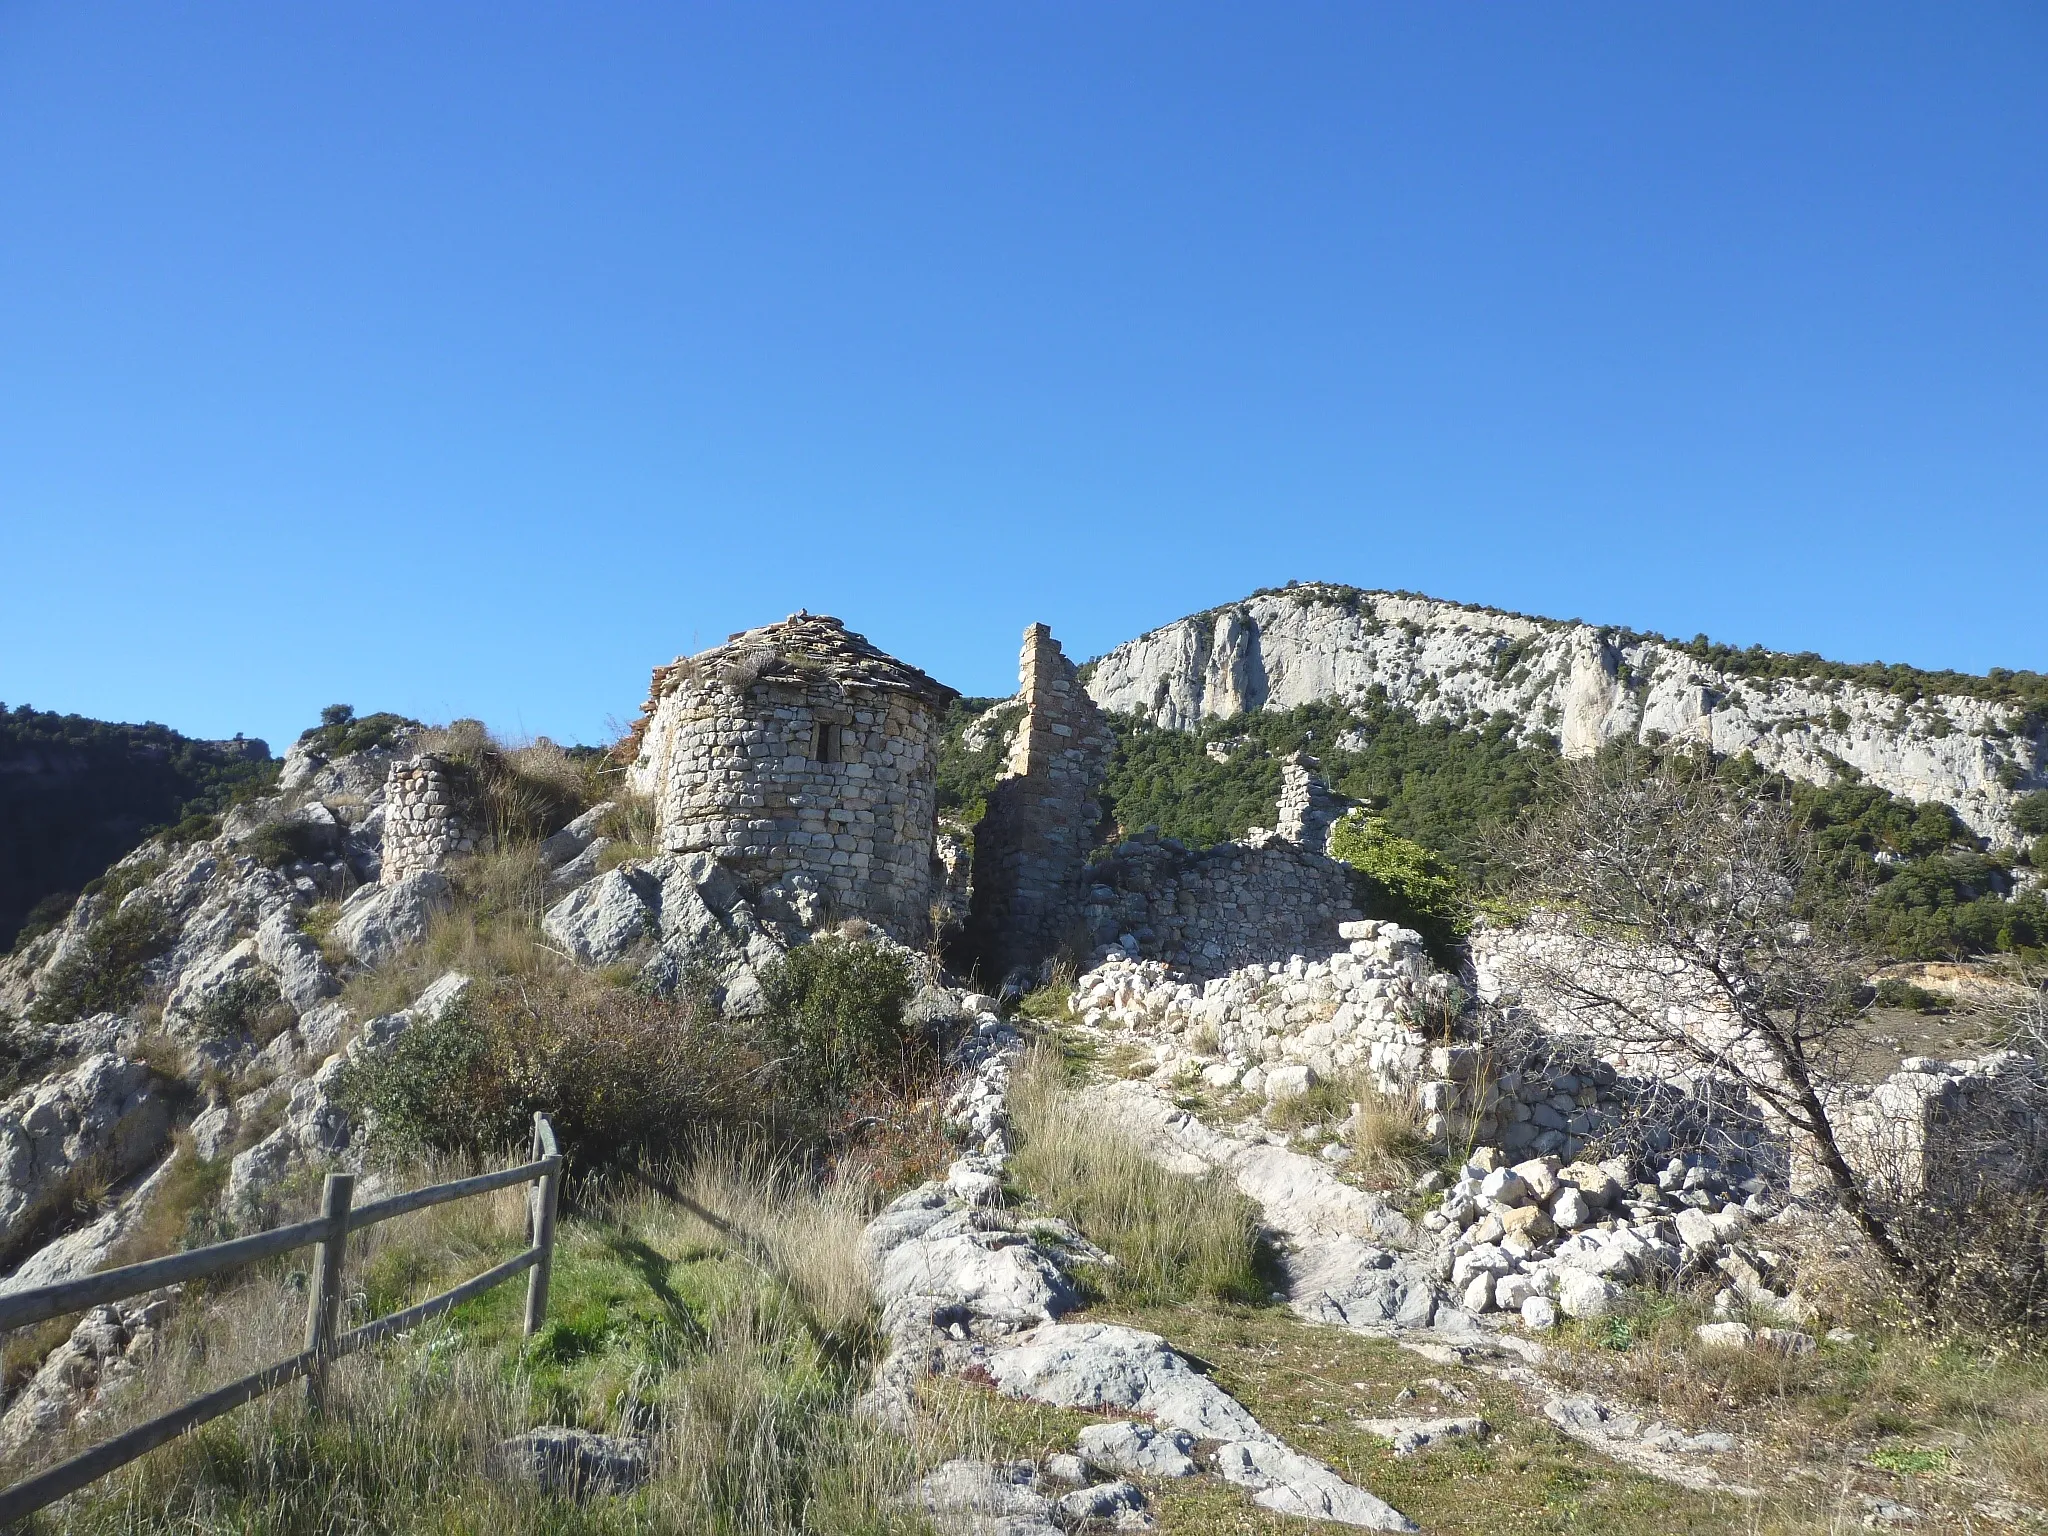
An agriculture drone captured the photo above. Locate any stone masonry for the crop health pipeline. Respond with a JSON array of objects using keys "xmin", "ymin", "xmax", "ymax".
[
  {"xmin": 1274, "ymin": 753, "xmax": 1347, "ymax": 854},
  {"xmin": 625, "ymin": 614, "xmax": 956, "ymax": 942},
  {"xmin": 967, "ymin": 624, "xmax": 1117, "ymax": 981},
  {"xmin": 1079, "ymin": 827, "xmax": 1362, "ymax": 977},
  {"xmin": 380, "ymin": 755, "xmax": 475, "ymax": 883}
]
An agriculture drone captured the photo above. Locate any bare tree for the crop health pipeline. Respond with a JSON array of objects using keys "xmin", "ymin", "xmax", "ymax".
[{"xmin": 1489, "ymin": 750, "xmax": 1926, "ymax": 1292}]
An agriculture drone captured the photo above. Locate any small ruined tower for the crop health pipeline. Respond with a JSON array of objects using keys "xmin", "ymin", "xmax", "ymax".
[
  {"xmin": 381, "ymin": 755, "xmax": 475, "ymax": 881},
  {"xmin": 1275, "ymin": 752, "xmax": 1346, "ymax": 855},
  {"xmin": 623, "ymin": 614, "xmax": 957, "ymax": 941},
  {"xmin": 968, "ymin": 624, "xmax": 1116, "ymax": 982}
]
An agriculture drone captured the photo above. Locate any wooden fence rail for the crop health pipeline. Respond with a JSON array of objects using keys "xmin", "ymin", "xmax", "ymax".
[{"xmin": 0, "ymin": 1113, "xmax": 562, "ymax": 1528}]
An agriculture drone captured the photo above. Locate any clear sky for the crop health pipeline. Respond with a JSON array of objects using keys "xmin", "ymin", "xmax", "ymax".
[{"xmin": 2, "ymin": 5, "xmax": 2042, "ymax": 753}]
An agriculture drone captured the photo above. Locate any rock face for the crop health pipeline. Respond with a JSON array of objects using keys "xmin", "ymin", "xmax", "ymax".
[
  {"xmin": 1084, "ymin": 585, "xmax": 2047, "ymax": 846},
  {"xmin": 334, "ymin": 871, "xmax": 453, "ymax": 965},
  {"xmin": 0, "ymin": 1052, "xmax": 170, "ymax": 1257},
  {"xmin": 623, "ymin": 613, "xmax": 957, "ymax": 943}
]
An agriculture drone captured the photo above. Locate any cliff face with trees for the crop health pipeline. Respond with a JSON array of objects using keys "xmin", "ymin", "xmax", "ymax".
[
  {"xmin": 1084, "ymin": 583, "xmax": 2048, "ymax": 849},
  {"xmin": 0, "ymin": 705, "xmax": 272, "ymax": 951}
]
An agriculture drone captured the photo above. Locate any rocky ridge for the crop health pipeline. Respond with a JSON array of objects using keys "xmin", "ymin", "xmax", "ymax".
[{"xmin": 1083, "ymin": 585, "xmax": 2047, "ymax": 846}]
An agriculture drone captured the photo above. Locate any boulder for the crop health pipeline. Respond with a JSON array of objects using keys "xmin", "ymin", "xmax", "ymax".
[
  {"xmin": 0, "ymin": 1053, "xmax": 171, "ymax": 1254},
  {"xmin": 1554, "ymin": 1269, "xmax": 1622, "ymax": 1319},
  {"xmin": 1053, "ymin": 1480, "xmax": 1148, "ymax": 1529},
  {"xmin": 1695, "ymin": 1322, "xmax": 1754, "ymax": 1350},
  {"xmin": 1354, "ymin": 1416, "xmax": 1489, "ymax": 1457},
  {"xmin": 1478, "ymin": 1168, "xmax": 1529, "ymax": 1208},
  {"xmin": 1076, "ymin": 1421, "xmax": 1198, "ymax": 1479},
  {"xmin": 1500, "ymin": 1204, "xmax": 1557, "ymax": 1244},
  {"xmin": 254, "ymin": 912, "xmax": 338, "ymax": 1013},
  {"xmin": 877, "ymin": 1230, "xmax": 1077, "ymax": 1333},
  {"xmin": 1549, "ymin": 1186, "xmax": 1593, "ymax": 1230},
  {"xmin": 1264, "ymin": 1063, "xmax": 1317, "ymax": 1102},
  {"xmin": 542, "ymin": 868, "xmax": 660, "ymax": 966},
  {"xmin": 336, "ymin": 872, "xmax": 452, "ymax": 965},
  {"xmin": 1209, "ymin": 1439, "xmax": 1417, "ymax": 1531},
  {"xmin": 1520, "ymin": 1295, "xmax": 1558, "ymax": 1330},
  {"xmin": 485, "ymin": 1427, "xmax": 649, "ymax": 1499},
  {"xmin": 986, "ymin": 1323, "xmax": 1268, "ymax": 1442},
  {"xmin": 163, "ymin": 939, "xmax": 266, "ymax": 1031},
  {"xmin": 910, "ymin": 1460, "xmax": 1055, "ymax": 1535},
  {"xmin": 539, "ymin": 804, "xmax": 614, "ymax": 869}
]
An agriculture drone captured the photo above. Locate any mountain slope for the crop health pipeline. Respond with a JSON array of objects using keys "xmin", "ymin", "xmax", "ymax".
[
  {"xmin": 0, "ymin": 705, "xmax": 273, "ymax": 950},
  {"xmin": 1083, "ymin": 584, "xmax": 2048, "ymax": 847}
]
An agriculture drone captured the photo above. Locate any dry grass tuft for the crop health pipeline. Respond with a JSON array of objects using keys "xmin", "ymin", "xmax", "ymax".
[{"xmin": 1008, "ymin": 1044, "xmax": 1264, "ymax": 1306}]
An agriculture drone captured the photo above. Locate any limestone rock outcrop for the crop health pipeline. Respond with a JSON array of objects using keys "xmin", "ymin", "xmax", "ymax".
[{"xmin": 1084, "ymin": 585, "xmax": 2046, "ymax": 846}]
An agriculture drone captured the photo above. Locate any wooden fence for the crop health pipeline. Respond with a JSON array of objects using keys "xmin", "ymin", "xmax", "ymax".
[{"xmin": 0, "ymin": 1113, "xmax": 562, "ymax": 1527}]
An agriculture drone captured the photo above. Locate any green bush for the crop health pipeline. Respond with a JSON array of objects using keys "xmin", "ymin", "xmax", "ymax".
[
  {"xmin": 29, "ymin": 899, "xmax": 175, "ymax": 1024},
  {"xmin": 1874, "ymin": 978, "xmax": 1948, "ymax": 1014},
  {"xmin": 336, "ymin": 973, "xmax": 759, "ymax": 1170},
  {"xmin": 1328, "ymin": 810, "xmax": 1469, "ymax": 961},
  {"xmin": 296, "ymin": 707, "xmax": 418, "ymax": 760},
  {"xmin": 191, "ymin": 972, "xmax": 289, "ymax": 1042},
  {"xmin": 2015, "ymin": 791, "xmax": 2048, "ymax": 838},
  {"xmin": 242, "ymin": 820, "xmax": 333, "ymax": 869},
  {"xmin": 753, "ymin": 937, "xmax": 920, "ymax": 1107}
]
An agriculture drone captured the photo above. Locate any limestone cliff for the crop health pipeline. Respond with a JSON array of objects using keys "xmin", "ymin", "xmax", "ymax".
[{"xmin": 1084, "ymin": 586, "xmax": 2047, "ymax": 846}]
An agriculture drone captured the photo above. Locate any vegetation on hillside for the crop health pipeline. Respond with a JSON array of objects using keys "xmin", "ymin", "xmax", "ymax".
[{"xmin": 0, "ymin": 704, "xmax": 276, "ymax": 951}]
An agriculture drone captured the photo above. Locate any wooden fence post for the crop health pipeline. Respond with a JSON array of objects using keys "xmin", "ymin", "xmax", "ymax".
[
  {"xmin": 303, "ymin": 1172, "xmax": 354, "ymax": 1411},
  {"xmin": 523, "ymin": 1115, "xmax": 559, "ymax": 1339}
]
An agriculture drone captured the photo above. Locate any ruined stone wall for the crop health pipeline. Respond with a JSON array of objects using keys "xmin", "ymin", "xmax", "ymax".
[
  {"xmin": 1274, "ymin": 753, "xmax": 1347, "ymax": 854},
  {"xmin": 380, "ymin": 755, "xmax": 475, "ymax": 882},
  {"xmin": 967, "ymin": 624, "xmax": 1116, "ymax": 978},
  {"xmin": 643, "ymin": 677, "xmax": 943, "ymax": 940},
  {"xmin": 1078, "ymin": 827, "xmax": 1361, "ymax": 976}
]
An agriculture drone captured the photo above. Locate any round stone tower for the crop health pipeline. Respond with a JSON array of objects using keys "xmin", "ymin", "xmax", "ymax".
[{"xmin": 624, "ymin": 613, "xmax": 957, "ymax": 941}]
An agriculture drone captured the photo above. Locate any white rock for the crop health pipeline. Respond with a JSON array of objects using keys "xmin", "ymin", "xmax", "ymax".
[
  {"xmin": 336, "ymin": 872, "xmax": 452, "ymax": 965},
  {"xmin": 1075, "ymin": 1421, "xmax": 1198, "ymax": 1479},
  {"xmin": 1520, "ymin": 1295, "xmax": 1558, "ymax": 1330},
  {"xmin": 986, "ymin": 1323, "xmax": 1267, "ymax": 1442},
  {"xmin": 1265, "ymin": 1063, "xmax": 1317, "ymax": 1102},
  {"xmin": 254, "ymin": 912, "xmax": 338, "ymax": 1014},
  {"xmin": 1550, "ymin": 1187, "xmax": 1593, "ymax": 1230},
  {"xmin": 1695, "ymin": 1322, "xmax": 1754, "ymax": 1350},
  {"xmin": 541, "ymin": 868, "xmax": 659, "ymax": 966},
  {"xmin": 1554, "ymin": 1269, "xmax": 1622, "ymax": 1319},
  {"xmin": 1210, "ymin": 1439, "xmax": 1417, "ymax": 1531},
  {"xmin": 1478, "ymin": 1169, "xmax": 1530, "ymax": 1208}
]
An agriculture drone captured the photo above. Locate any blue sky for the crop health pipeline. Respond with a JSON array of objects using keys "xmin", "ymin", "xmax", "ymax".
[{"xmin": 2, "ymin": 5, "xmax": 2042, "ymax": 752}]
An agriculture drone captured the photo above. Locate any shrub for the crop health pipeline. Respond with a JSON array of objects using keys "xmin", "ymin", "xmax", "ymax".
[
  {"xmin": 242, "ymin": 819, "xmax": 332, "ymax": 870},
  {"xmin": 1328, "ymin": 810, "xmax": 1469, "ymax": 961},
  {"xmin": 9, "ymin": 890, "xmax": 77, "ymax": 954},
  {"xmin": 752, "ymin": 938, "xmax": 920, "ymax": 1107},
  {"xmin": 29, "ymin": 899, "xmax": 175, "ymax": 1024},
  {"xmin": 336, "ymin": 972, "xmax": 761, "ymax": 1171},
  {"xmin": 296, "ymin": 708, "xmax": 417, "ymax": 760},
  {"xmin": 1874, "ymin": 978, "xmax": 1948, "ymax": 1014},
  {"xmin": 191, "ymin": 971, "xmax": 289, "ymax": 1043},
  {"xmin": 2016, "ymin": 791, "xmax": 2048, "ymax": 838}
]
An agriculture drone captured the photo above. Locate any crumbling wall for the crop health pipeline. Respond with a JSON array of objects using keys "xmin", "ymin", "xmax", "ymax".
[
  {"xmin": 967, "ymin": 624, "xmax": 1116, "ymax": 979},
  {"xmin": 1078, "ymin": 827, "xmax": 1361, "ymax": 976},
  {"xmin": 380, "ymin": 755, "xmax": 475, "ymax": 882},
  {"xmin": 1274, "ymin": 752, "xmax": 1347, "ymax": 854}
]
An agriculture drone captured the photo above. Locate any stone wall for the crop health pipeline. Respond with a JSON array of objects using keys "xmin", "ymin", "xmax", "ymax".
[
  {"xmin": 631, "ymin": 615, "xmax": 954, "ymax": 942},
  {"xmin": 1274, "ymin": 753, "xmax": 1346, "ymax": 854},
  {"xmin": 1078, "ymin": 827, "xmax": 1361, "ymax": 976},
  {"xmin": 968, "ymin": 625, "xmax": 1116, "ymax": 979},
  {"xmin": 380, "ymin": 755, "xmax": 475, "ymax": 883}
]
